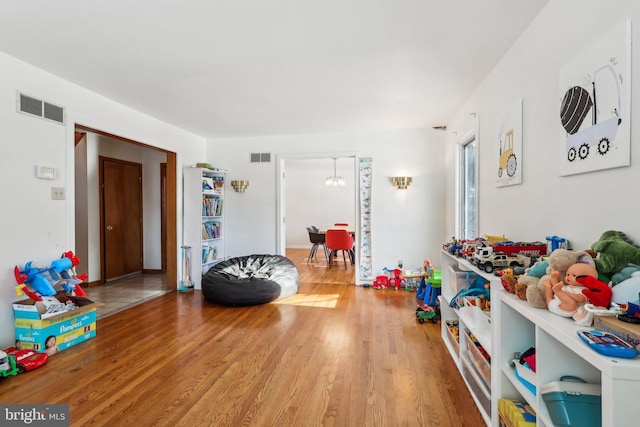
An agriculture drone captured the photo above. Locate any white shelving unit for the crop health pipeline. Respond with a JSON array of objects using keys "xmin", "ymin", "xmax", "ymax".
[
  {"xmin": 440, "ymin": 250, "xmax": 500, "ymax": 426},
  {"xmin": 183, "ymin": 167, "xmax": 225, "ymax": 289},
  {"xmin": 498, "ymin": 292, "xmax": 640, "ymax": 427},
  {"xmin": 440, "ymin": 249, "xmax": 640, "ymax": 427}
]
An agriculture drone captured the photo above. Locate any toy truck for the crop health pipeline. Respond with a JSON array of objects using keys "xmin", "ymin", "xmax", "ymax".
[
  {"xmin": 491, "ymin": 241, "xmax": 547, "ymax": 257},
  {"xmin": 474, "ymin": 253, "xmax": 529, "ymax": 273},
  {"xmin": 0, "ymin": 350, "xmax": 19, "ymax": 377}
]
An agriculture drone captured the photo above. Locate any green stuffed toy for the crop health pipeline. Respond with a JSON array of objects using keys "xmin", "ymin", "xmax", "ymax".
[{"xmin": 590, "ymin": 230, "xmax": 640, "ymax": 282}]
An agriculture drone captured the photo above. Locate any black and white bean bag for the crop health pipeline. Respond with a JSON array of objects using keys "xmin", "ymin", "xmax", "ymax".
[{"xmin": 202, "ymin": 254, "xmax": 299, "ymax": 306}]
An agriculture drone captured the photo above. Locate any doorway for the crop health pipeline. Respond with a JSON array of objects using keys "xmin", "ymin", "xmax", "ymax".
[
  {"xmin": 74, "ymin": 125, "xmax": 177, "ymax": 295},
  {"xmin": 276, "ymin": 154, "xmax": 359, "ymax": 284},
  {"xmin": 100, "ymin": 156, "xmax": 143, "ymax": 281}
]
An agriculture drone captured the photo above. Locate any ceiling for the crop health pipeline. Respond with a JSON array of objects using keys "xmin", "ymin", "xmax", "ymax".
[{"xmin": 0, "ymin": 1, "xmax": 548, "ymax": 139}]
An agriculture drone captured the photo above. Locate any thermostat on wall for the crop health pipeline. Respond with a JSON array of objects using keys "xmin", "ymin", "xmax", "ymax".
[{"xmin": 36, "ymin": 165, "xmax": 56, "ymax": 180}]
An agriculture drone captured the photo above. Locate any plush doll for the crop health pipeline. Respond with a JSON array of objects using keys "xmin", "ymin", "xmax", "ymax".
[
  {"xmin": 544, "ymin": 260, "xmax": 609, "ymax": 317},
  {"xmin": 524, "ymin": 249, "xmax": 589, "ymax": 309},
  {"xmin": 590, "ymin": 230, "xmax": 640, "ymax": 282}
]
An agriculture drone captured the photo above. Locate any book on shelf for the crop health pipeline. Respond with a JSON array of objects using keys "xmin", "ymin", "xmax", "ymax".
[
  {"xmin": 202, "ymin": 221, "xmax": 221, "ymax": 239},
  {"xmin": 212, "ymin": 176, "xmax": 224, "ymax": 195},
  {"xmin": 202, "ymin": 246, "xmax": 218, "ymax": 264},
  {"xmin": 202, "ymin": 196, "xmax": 223, "ymax": 217}
]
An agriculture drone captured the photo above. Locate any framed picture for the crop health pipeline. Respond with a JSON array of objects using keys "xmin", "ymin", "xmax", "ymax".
[
  {"xmin": 495, "ymin": 99, "xmax": 523, "ymax": 187},
  {"xmin": 558, "ymin": 19, "xmax": 631, "ymax": 176}
]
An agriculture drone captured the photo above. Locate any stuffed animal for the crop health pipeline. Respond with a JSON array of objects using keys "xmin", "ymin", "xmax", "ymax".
[
  {"xmin": 514, "ymin": 259, "xmax": 548, "ymax": 301},
  {"xmin": 524, "ymin": 249, "xmax": 589, "ymax": 309},
  {"xmin": 610, "ymin": 263, "xmax": 640, "ymax": 286},
  {"xmin": 500, "ymin": 268, "xmax": 517, "ymax": 293},
  {"xmin": 590, "ymin": 230, "xmax": 640, "ymax": 282}
]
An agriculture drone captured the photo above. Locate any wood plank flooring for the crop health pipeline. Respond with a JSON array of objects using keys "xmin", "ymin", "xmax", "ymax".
[{"xmin": 0, "ymin": 249, "xmax": 484, "ymax": 426}]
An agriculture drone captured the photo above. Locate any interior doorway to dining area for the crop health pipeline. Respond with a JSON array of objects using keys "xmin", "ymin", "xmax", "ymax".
[{"xmin": 281, "ymin": 156, "xmax": 356, "ymax": 284}]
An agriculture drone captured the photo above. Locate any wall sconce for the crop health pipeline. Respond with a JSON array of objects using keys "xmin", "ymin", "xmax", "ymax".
[
  {"xmin": 392, "ymin": 176, "xmax": 412, "ymax": 189},
  {"xmin": 230, "ymin": 180, "xmax": 250, "ymax": 192}
]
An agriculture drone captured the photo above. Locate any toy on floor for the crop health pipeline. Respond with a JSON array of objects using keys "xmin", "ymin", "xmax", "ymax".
[
  {"xmin": 391, "ymin": 269, "xmax": 405, "ymax": 290},
  {"xmin": 0, "ymin": 350, "xmax": 19, "ymax": 377},
  {"xmin": 14, "ymin": 252, "xmax": 88, "ymax": 301},
  {"xmin": 415, "ymin": 305, "xmax": 439, "ymax": 323},
  {"xmin": 3, "ymin": 347, "xmax": 48, "ymax": 373},
  {"xmin": 373, "ymin": 275, "xmax": 390, "ymax": 289}
]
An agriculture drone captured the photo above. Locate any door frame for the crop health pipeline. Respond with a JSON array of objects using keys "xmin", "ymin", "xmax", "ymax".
[
  {"xmin": 75, "ymin": 124, "xmax": 178, "ymax": 290},
  {"xmin": 275, "ymin": 152, "xmax": 361, "ymax": 285}
]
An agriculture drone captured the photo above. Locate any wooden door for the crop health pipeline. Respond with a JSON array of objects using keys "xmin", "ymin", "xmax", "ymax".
[{"xmin": 101, "ymin": 157, "xmax": 143, "ymax": 281}]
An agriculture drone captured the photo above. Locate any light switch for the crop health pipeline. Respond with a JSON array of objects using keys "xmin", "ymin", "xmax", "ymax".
[{"xmin": 51, "ymin": 187, "xmax": 65, "ymax": 200}]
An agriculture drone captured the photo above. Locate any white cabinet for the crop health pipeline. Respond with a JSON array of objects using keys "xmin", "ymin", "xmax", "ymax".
[
  {"xmin": 440, "ymin": 250, "xmax": 500, "ymax": 426},
  {"xmin": 497, "ymin": 292, "xmax": 640, "ymax": 427},
  {"xmin": 183, "ymin": 167, "xmax": 225, "ymax": 289},
  {"xmin": 440, "ymin": 250, "xmax": 640, "ymax": 427}
]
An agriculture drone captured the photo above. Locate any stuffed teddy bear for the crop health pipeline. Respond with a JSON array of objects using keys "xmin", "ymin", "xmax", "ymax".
[
  {"xmin": 590, "ymin": 230, "xmax": 640, "ymax": 282},
  {"xmin": 514, "ymin": 259, "xmax": 547, "ymax": 300},
  {"xmin": 524, "ymin": 249, "xmax": 590, "ymax": 309}
]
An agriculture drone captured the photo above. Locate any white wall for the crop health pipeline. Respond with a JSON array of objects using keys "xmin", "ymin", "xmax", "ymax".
[
  {"xmin": 445, "ymin": 0, "xmax": 640, "ymax": 252},
  {"xmin": 207, "ymin": 128, "xmax": 447, "ymax": 276},
  {"xmin": 285, "ymin": 157, "xmax": 356, "ymax": 248},
  {"xmin": 0, "ymin": 51, "xmax": 207, "ymax": 348}
]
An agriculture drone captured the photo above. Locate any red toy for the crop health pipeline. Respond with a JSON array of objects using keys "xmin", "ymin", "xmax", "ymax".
[
  {"xmin": 390, "ymin": 269, "xmax": 405, "ymax": 290},
  {"xmin": 3, "ymin": 347, "xmax": 48, "ymax": 373},
  {"xmin": 577, "ymin": 275, "xmax": 613, "ymax": 308},
  {"xmin": 373, "ymin": 275, "xmax": 390, "ymax": 289}
]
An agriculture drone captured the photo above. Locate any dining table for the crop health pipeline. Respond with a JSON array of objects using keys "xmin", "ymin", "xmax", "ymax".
[{"xmin": 317, "ymin": 226, "xmax": 355, "ymax": 235}]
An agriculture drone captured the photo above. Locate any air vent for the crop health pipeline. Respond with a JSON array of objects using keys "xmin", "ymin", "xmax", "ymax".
[
  {"xmin": 250, "ymin": 153, "xmax": 271, "ymax": 163},
  {"xmin": 17, "ymin": 92, "xmax": 65, "ymax": 125}
]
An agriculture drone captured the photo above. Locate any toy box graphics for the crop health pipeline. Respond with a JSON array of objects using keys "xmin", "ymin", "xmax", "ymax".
[
  {"xmin": 15, "ymin": 310, "xmax": 96, "ymax": 354},
  {"xmin": 13, "ymin": 296, "xmax": 100, "ymax": 355},
  {"xmin": 593, "ymin": 315, "xmax": 640, "ymax": 348}
]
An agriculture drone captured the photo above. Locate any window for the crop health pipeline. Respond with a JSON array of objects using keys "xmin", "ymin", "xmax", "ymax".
[{"xmin": 457, "ymin": 132, "xmax": 477, "ymax": 240}]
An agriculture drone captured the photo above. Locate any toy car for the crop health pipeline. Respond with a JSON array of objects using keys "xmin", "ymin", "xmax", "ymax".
[
  {"xmin": 0, "ymin": 351, "xmax": 19, "ymax": 377},
  {"xmin": 4, "ymin": 347, "xmax": 48, "ymax": 373},
  {"xmin": 416, "ymin": 305, "xmax": 439, "ymax": 323}
]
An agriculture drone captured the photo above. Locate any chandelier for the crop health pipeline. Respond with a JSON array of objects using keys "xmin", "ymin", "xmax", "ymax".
[{"xmin": 325, "ymin": 158, "xmax": 345, "ymax": 187}]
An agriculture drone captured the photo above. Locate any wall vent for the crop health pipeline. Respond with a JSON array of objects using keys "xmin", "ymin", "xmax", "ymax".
[
  {"xmin": 17, "ymin": 92, "xmax": 65, "ymax": 125},
  {"xmin": 250, "ymin": 153, "xmax": 271, "ymax": 163}
]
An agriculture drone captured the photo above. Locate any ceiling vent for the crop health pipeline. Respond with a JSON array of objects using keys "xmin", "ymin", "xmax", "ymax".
[
  {"xmin": 17, "ymin": 92, "xmax": 65, "ymax": 125},
  {"xmin": 250, "ymin": 153, "xmax": 271, "ymax": 163}
]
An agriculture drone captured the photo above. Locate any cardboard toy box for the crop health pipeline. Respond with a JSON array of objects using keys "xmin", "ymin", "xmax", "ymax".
[
  {"xmin": 13, "ymin": 293, "xmax": 101, "ymax": 355},
  {"xmin": 593, "ymin": 315, "xmax": 640, "ymax": 349}
]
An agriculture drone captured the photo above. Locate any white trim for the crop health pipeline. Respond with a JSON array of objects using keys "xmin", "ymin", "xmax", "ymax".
[{"xmin": 456, "ymin": 116, "xmax": 479, "ymax": 239}]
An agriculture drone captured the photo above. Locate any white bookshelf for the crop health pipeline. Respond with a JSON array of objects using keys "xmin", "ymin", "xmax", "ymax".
[{"xmin": 183, "ymin": 167, "xmax": 225, "ymax": 289}]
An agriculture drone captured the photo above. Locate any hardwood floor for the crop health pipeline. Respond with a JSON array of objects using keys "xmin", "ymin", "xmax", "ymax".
[{"xmin": 0, "ymin": 249, "xmax": 484, "ymax": 426}]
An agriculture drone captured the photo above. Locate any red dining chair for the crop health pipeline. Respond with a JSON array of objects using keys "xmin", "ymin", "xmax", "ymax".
[{"xmin": 325, "ymin": 229, "xmax": 354, "ymax": 266}]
